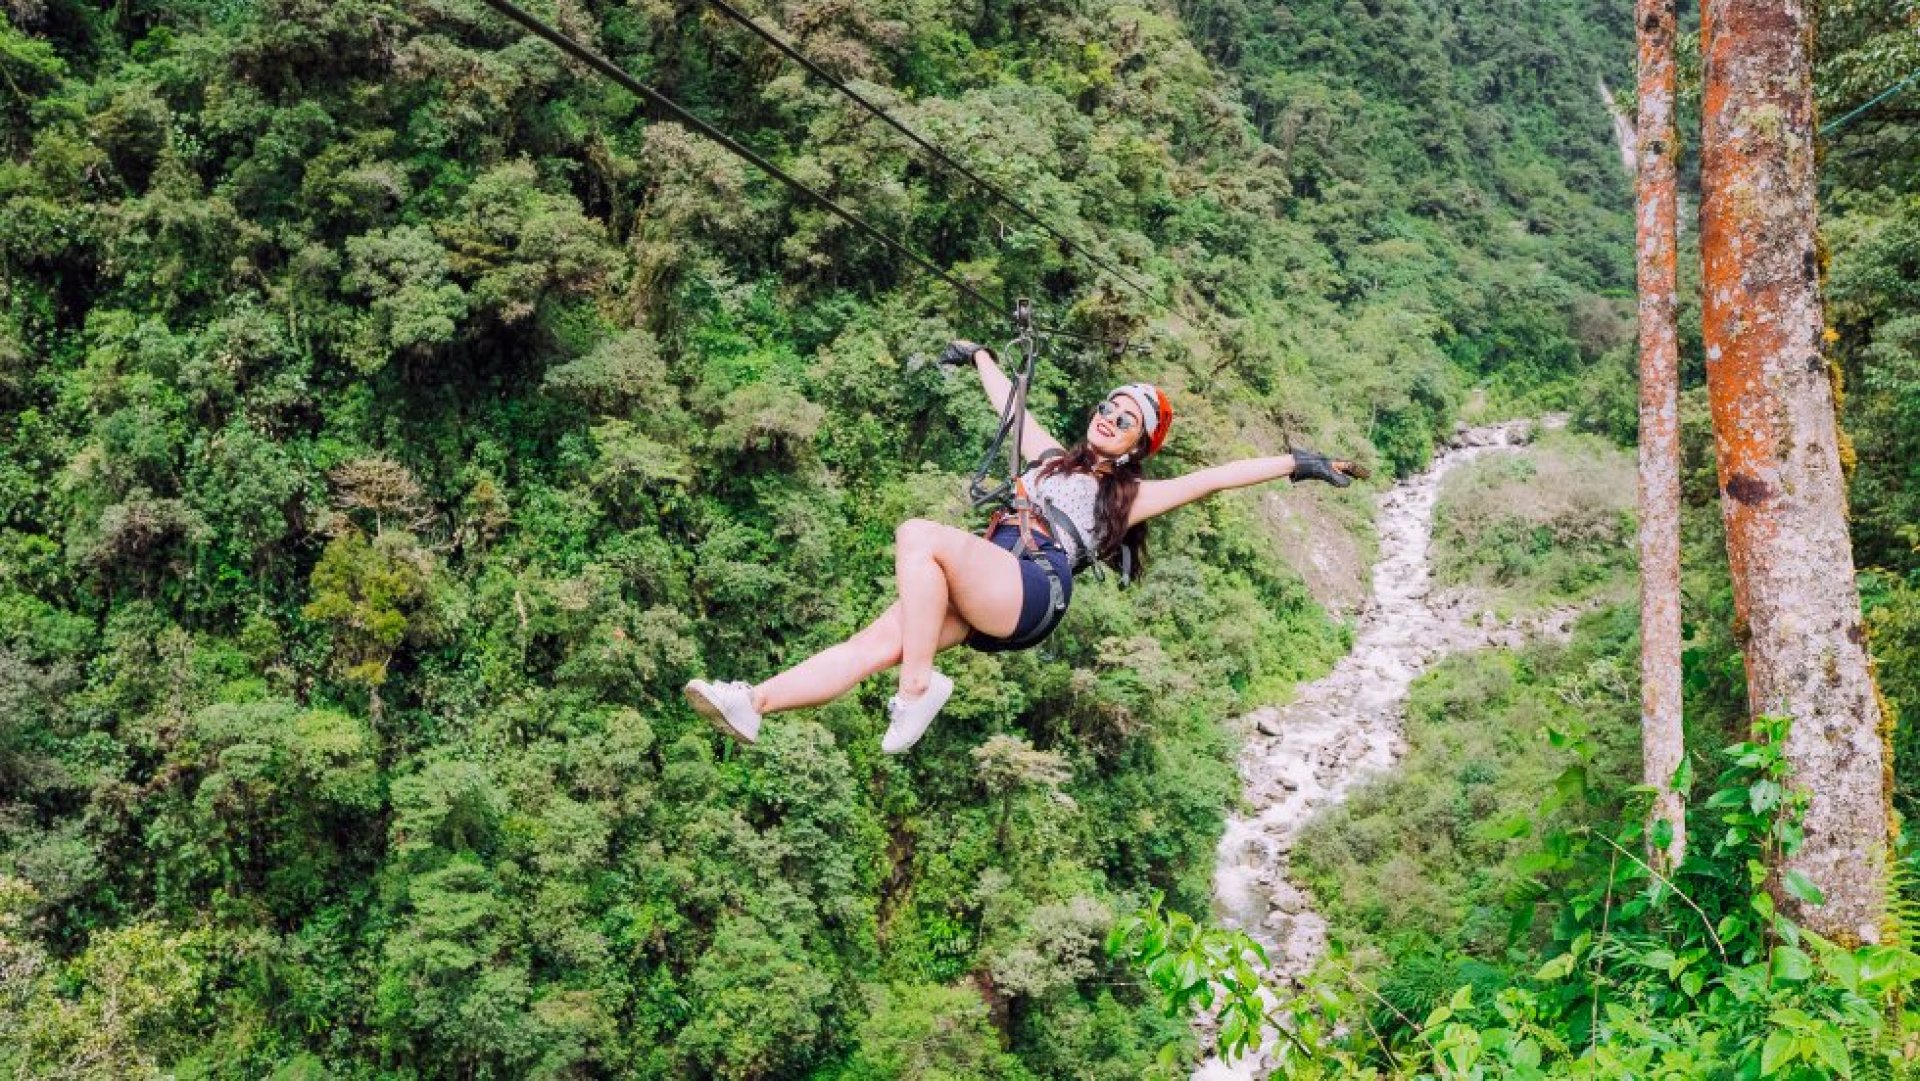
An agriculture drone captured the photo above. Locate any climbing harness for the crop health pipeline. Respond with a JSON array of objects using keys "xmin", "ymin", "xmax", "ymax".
[
  {"xmin": 956, "ymin": 300, "xmax": 1075, "ymax": 616},
  {"xmin": 959, "ymin": 313, "xmax": 1162, "ymax": 589},
  {"xmin": 969, "ymin": 302, "xmax": 1062, "ymax": 569}
]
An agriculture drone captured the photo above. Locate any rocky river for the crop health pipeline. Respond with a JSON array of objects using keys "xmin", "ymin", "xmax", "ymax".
[{"xmin": 1194, "ymin": 417, "xmax": 1577, "ymax": 1079}]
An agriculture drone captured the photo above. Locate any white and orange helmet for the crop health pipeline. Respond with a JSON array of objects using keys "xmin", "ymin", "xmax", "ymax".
[{"xmin": 1107, "ymin": 383, "xmax": 1173, "ymax": 461}]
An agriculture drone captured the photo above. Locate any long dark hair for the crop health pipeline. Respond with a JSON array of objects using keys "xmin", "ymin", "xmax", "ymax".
[{"xmin": 1034, "ymin": 441, "xmax": 1149, "ymax": 579}]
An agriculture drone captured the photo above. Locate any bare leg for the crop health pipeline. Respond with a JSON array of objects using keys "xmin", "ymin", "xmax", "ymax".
[
  {"xmin": 753, "ymin": 603, "xmax": 970, "ymax": 715},
  {"xmin": 893, "ymin": 518, "xmax": 1026, "ymax": 699}
]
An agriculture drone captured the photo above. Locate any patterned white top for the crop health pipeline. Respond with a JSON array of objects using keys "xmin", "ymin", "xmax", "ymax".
[{"xmin": 1022, "ymin": 462, "xmax": 1102, "ymax": 567}]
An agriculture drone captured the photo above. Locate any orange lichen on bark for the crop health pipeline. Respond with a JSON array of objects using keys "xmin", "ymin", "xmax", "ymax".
[{"xmin": 1700, "ymin": 0, "xmax": 1890, "ymax": 946}]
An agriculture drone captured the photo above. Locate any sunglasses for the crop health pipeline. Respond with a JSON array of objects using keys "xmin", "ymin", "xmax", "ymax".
[{"xmin": 1097, "ymin": 399, "xmax": 1142, "ymax": 432}]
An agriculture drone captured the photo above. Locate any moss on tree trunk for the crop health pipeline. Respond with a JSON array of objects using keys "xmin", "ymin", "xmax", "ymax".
[{"xmin": 1700, "ymin": 0, "xmax": 1891, "ymax": 945}]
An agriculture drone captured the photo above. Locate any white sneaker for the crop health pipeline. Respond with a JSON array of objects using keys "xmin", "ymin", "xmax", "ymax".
[
  {"xmin": 685, "ymin": 679, "xmax": 762, "ymax": 745},
  {"xmin": 881, "ymin": 671, "xmax": 954, "ymax": 754}
]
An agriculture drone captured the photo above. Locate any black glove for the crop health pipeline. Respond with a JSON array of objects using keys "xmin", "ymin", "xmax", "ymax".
[
  {"xmin": 940, "ymin": 340, "xmax": 992, "ymax": 367},
  {"xmin": 1289, "ymin": 448, "xmax": 1368, "ymax": 487}
]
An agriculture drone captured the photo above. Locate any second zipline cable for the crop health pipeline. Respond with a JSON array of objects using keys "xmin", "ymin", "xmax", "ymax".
[
  {"xmin": 697, "ymin": 0, "xmax": 1167, "ymax": 312},
  {"xmin": 471, "ymin": 0, "xmax": 1137, "ymax": 351},
  {"xmin": 1822, "ymin": 69, "xmax": 1920, "ymax": 136},
  {"xmin": 474, "ymin": 0, "xmax": 993, "ymax": 310}
]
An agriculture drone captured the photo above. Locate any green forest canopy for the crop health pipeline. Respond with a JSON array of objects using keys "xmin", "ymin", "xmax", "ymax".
[{"xmin": 5, "ymin": 0, "xmax": 1919, "ymax": 1075}]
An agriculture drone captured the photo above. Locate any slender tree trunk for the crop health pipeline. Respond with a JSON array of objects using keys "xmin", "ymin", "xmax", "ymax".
[
  {"xmin": 1636, "ymin": 0, "xmax": 1685, "ymax": 872},
  {"xmin": 1699, "ymin": 0, "xmax": 1890, "ymax": 944}
]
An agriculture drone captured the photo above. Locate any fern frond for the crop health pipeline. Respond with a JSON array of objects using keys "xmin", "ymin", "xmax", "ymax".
[
  {"xmin": 1877, "ymin": 849, "xmax": 1920, "ymax": 1079},
  {"xmin": 1846, "ymin": 1012, "xmax": 1895, "ymax": 1081},
  {"xmin": 1882, "ymin": 852, "xmax": 1920, "ymax": 950}
]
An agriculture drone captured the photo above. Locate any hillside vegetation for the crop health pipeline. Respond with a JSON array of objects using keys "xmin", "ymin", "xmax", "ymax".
[
  {"xmin": 0, "ymin": 0, "xmax": 1638, "ymax": 1076},
  {"xmin": 1430, "ymin": 430, "xmax": 1636, "ymax": 617},
  {"xmin": 1149, "ymin": 3, "xmax": 1920, "ymax": 1075}
]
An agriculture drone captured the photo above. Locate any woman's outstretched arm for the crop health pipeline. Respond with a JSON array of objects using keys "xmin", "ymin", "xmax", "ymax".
[
  {"xmin": 1127, "ymin": 455, "xmax": 1299, "ymax": 528},
  {"xmin": 960, "ymin": 345, "xmax": 1065, "ymax": 461}
]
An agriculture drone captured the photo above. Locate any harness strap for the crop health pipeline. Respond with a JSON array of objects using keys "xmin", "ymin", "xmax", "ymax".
[
  {"xmin": 979, "ymin": 514, "xmax": 1068, "ymax": 629},
  {"xmin": 1036, "ymin": 550, "xmax": 1066, "ymax": 614},
  {"xmin": 1039, "ymin": 502, "xmax": 1098, "ymax": 576},
  {"xmin": 984, "ymin": 497, "xmax": 1056, "ymax": 560},
  {"xmin": 987, "ymin": 453, "xmax": 1142, "ymax": 592},
  {"xmin": 1012, "ymin": 479, "xmax": 1042, "ymax": 558}
]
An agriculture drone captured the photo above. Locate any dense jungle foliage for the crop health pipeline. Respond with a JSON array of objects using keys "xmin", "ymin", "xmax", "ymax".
[
  {"xmin": 41, "ymin": 0, "xmax": 1912, "ymax": 1074},
  {"xmin": 1112, "ymin": 2, "xmax": 1920, "ymax": 1076}
]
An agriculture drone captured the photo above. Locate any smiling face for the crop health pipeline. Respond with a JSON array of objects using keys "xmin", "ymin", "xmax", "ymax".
[{"xmin": 1087, "ymin": 394, "xmax": 1147, "ymax": 459}]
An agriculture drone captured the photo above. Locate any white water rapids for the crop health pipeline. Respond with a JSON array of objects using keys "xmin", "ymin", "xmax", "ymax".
[{"xmin": 1193, "ymin": 417, "xmax": 1575, "ymax": 1079}]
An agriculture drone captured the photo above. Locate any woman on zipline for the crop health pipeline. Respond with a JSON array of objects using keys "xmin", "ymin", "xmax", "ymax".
[{"xmin": 685, "ymin": 340, "xmax": 1368, "ymax": 753}]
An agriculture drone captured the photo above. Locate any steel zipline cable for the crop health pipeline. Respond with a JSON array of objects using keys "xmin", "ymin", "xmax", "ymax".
[
  {"xmin": 696, "ymin": 0, "xmax": 1167, "ymax": 313},
  {"xmin": 1822, "ymin": 68, "xmax": 1920, "ymax": 136},
  {"xmin": 472, "ymin": 0, "xmax": 1139, "ymax": 352}
]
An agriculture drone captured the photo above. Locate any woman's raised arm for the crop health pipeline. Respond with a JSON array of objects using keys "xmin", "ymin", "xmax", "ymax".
[
  {"xmin": 1126, "ymin": 455, "xmax": 1304, "ymax": 528},
  {"xmin": 963, "ymin": 345, "xmax": 1064, "ymax": 461},
  {"xmin": 1128, "ymin": 450, "xmax": 1366, "ymax": 528}
]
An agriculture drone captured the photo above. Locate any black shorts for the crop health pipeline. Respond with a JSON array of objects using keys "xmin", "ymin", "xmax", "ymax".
[{"xmin": 966, "ymin": 523, "xmax": 1075, "ymax": 653}]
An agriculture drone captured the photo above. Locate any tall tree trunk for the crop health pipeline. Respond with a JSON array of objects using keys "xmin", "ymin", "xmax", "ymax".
[
  {"xmin": 1636, "ymin": 0, "xmax": 1685, "ymax": 872},
  {"xmin": 1699, "ymin": 0, "xmax": 1890, "ymax": 944}
]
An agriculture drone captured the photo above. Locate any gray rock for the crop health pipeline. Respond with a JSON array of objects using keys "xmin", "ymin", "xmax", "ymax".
[{"xmin": 1271, "ymin": 882, "xmax": 1308, "ymax": 914}]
